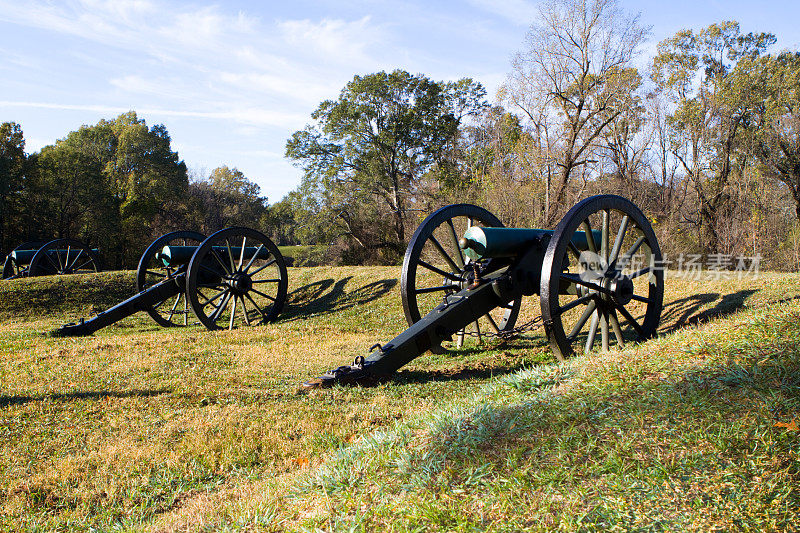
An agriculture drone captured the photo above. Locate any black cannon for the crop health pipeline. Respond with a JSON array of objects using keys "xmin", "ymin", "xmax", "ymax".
[
  {"xmin": 2, "ymin": 239, "xmax": 103, "ymax": 279},
  {"xmin": 53, "ymin": 227, "xmax": 288, "ymax": 336},
  {"xmin": 304, "ymin": 195, "xmax": 664, "ymax": 388}
]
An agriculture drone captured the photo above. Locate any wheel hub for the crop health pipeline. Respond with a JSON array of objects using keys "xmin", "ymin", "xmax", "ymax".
[
  {"xmin": 609, "ymin": 275, "xmax": 634, "ymax": 306},
  {"xmin": 227, "ymin": 272, "xmax": 252, "ymax": 295}
]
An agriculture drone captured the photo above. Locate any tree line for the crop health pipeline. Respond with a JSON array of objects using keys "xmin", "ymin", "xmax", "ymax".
[
  {"xmin": 0, "ymin": 112, "xmax": 268, "ymax": 268},
  {"xmin": 281, "ymin": 2, "xmax": 800, "ymax": 270},
  {"xmin": 3, "ymin": 0, "xmax": 800, "ymax": 271}
]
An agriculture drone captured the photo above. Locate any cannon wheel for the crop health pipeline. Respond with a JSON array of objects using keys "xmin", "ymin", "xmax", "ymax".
[
  {"xmin": 28, "ymin": 239, "xmax": 103, "ymax": 277},
  {"xmin": 136, "ymin": 230, "xmax": 206, "ymax": 327},
  {"xmin": 401, "ymin": 204, "xmax": 521, "ymax": 348},
  {"xmin": 2, "ymin": 241, "xmax": 46, "ymax": 279},
  {"xmin": 540, "ymin": 195, "xmax": 664, "ymax": 360},
  {"xmin": 186, "ymin": 227, "xmax": 288, "ymax": 331}
]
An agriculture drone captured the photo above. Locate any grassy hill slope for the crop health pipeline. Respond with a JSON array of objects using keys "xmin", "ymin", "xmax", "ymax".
[{"xmin": 0, "ymin": 268, "xmax": 797, "ymax": 531}]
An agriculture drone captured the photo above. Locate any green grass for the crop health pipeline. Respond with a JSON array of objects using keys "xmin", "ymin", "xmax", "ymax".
[
  {"xmin": 0, "ymin": 269, "xmax": 798, "ymax": 531},
  {"xmin": 277, "ymin": 245, "xmax": 329, "ymax": 267}
]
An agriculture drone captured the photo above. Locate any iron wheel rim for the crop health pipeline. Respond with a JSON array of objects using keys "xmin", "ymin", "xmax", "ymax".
[
  {"xmin": 186, "ymin": 227, "xmax": 288, "ymax": 331},
  {"xmin": 136, "ymin": 230, "xmax": 206, "ymax": 327},
  {"xmin": 540, "ymin": 195, "xmax": 664, "ymax": 360},
  {"xmin": 401, "ymin": 203, "xmax": 521, "ymax": 347}
]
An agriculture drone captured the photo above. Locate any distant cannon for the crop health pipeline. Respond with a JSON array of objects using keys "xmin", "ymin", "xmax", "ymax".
[
  {"xmin": 2, "ymin": 239, "xmax": 103, "ymax": 280},
  {"xmin": 53, "ymin": 227, "xmax": 288, "ymax": 336},
  {"xmin": 304, "ymin": 194, "xmax": 664, "ymax": 388}
]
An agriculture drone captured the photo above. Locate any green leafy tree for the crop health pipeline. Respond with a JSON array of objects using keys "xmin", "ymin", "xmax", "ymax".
[
  {"xmin": 0, "ymin": 122, "xmax": 27, "ymax": 252},
  {"xmin": 652, "ymin": 21, "xmax": 775, "ymax": 253},
  {"xmin": 47, "ymin": 112, "xmax": 188, "ymax": 266},
  {"xmin": 187, "ymin": 166, "xmax": 267, "ymax": 232},
  {"xmin": 747, "ymin": 52, "xmax": 800, "ymax": 221},
  {"xmin": 34, "ymin": 144, "xmax": 110, "ymax": 246},
  {"xmin": 286, "ymin": 70, "xmax": 487, "ymax": 262}
]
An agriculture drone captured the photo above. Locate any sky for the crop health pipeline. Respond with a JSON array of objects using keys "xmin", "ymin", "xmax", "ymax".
[{"xmin": 2, "ymin": 0, "xmax": 800, "ymax": 203}]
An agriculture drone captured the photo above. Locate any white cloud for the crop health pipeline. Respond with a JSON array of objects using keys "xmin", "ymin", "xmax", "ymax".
[
  {"xmin": 277, "ymin": 16, "xmax": 385, "ymax": 65},
  {"xmin": 0, "ymin": 101, "xmax": 305, "ymax": 128},
  {"xmin": 217, "ymin": 71, "xmax": 339, "ymax": 107}
]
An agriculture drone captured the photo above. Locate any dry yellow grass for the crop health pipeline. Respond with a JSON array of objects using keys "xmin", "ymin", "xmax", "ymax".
[{"xmin": 0, "ymin": 267, "xmax": 797, "ymax": 531}]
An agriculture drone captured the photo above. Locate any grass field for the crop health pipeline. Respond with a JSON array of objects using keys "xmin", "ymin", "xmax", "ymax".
[{"xmin": 0, "ymin": 267, "xmax": 798, "ymax": 531}]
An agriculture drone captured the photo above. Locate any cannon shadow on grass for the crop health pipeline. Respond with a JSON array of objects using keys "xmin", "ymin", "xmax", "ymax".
[
  {"xmin": 0, "ymin": 388, "xmax": 171, "ymax": 408},
  {"xmin": 281, "ymin": 276, "xmax": 397, "ymax": 321},
  {"xmin": 660, "ymin": 290, "xmax": 757, "ymax": 334},
  {"xmin": 394, "ymin": 290, "xmax": 766, "ymax": 386},
  {"xmin": 388, "ymin": 338, "xmax": 553, "ymax": 385}
]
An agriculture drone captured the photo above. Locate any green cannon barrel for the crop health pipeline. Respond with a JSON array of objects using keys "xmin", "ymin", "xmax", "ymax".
[
  {"xmin": 10, "ymin": 248, "xmax": 99, "ymax": 266},
  {"xmin": 459, "ymin": 227, "xmax": 602, "ymax": 261},
  {"xmin": 158, "ymin": 245, "xmax": 273, "ymax": 267}
]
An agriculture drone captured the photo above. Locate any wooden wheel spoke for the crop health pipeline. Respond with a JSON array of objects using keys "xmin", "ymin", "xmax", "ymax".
[
  {"xmin": 445, "ymin": 219, "xmax": 465, "ymax": 268},
  {"xmin": 600, "ymin": 306, "xmax": 609, "ymax": 352},
  {"xmin": 568, "ymin": 300, "xmax": 596, "ymax": 341},
  {"xmin": 65, "ymin": 248, "xmax": 84, "ymax": 272},
  {"xmin": 473, "ymin": 320, "xmax": 482, "ymax": 345},
  {"xmin": 200, "ymin": 288, "xmax": 227, "ymax": 307},
  {"xmin": 225, "ymin": 239, "xmax": 236, "ymax": 273},
  {"xmin": 609, "ymin": 215, "xmax": 629, "ymax": 264},
  {"xmin": 152, "ymin": 294, "xmax": 177, "ymax": 310},
  {"xmin": 45, "ymin": 252, "xmax": 60, "ymax": 272},
  {"xmin": 210, "ymin": 249, "xmax": 233, "ymax": 276},
  {"xmin": 581, "ymin": 219, "xmax": 597, "ymax": 254},
  {"xmin": 250, "ymin": 288, "xmax": 276, "ymax": 302},
  {"xmin": 629, "ymin": 294, "xmax": 653, "ymax": 304},
  {"xmin": 628, "ymin": 266, "xmax": 651, "ymax": 279},
  {"xmin": 415, "ymin": 284, "xmax": 457, "ymax": 295},
  {"xmin": 428, "ymin": 235, "xmax": 461, "ymax": 274},
  {"xmin": 199, "ymin": 263, "xmax": 224, "ymax": 278},
  {"xmin": 210, "ymin": 293, "xmax": 232, "ymax": 321},
  {"xmin": 610, "ymin": 309, "xmax": 624, "ymax": 346},
  {"xmin": 585, "ymin": 311, "xmax": 599, "ymax": 354},
  {"xmin": 167, "ymin": 294, "xmax": 182, "ymax": 321},
  {"xmin": 252, "ymin": 278, "xmax": 282, "ymax": 284},
  {"xmin": 617, "ymin": 236, "xmax": 645, "ymax": 269},
  {"xmin": 244, "ymin": 292, "xmax": 267, "ymax": 320},
  {"xmin": 229, "ymin": 295, "xmax": 238, "ymax": 330},
  {"xmin": 485, "ymin": 313, "xmax": 500, "ymax": 334},
  {"xmin": 238, "ymin": 237, "xmax": 247, "ymax": 270},
  {"xmin": 248, "ymin": 258, "xmax": 277, "ymax": 277},
  {"xmin": 240, "ymin": 296, "xmax": 251, "ymax": 325},
  {"xmin": 616, "ymin": 304, "xmax": 645, "ymax": 337},
  {"xmin": 568, "ymin": 242, "xmax": 581, "ymax": 260},
  {"xmin": 72, "ymin": 259, "xmax": 94, "ymax": 271},
  {"xmin": 197, "ymin": 281, "xmax": 225, "ymax": 289},
  {"xmin": 242, "ymin": 244, "xmax": 266, "ymax": 272},
  {"xmin": 417, "ymin": 259, "xmax": 462, "ymax": 282},
  {"xmin": 558, "ymin": 294, "xmax": 593, "ymax": 315}
]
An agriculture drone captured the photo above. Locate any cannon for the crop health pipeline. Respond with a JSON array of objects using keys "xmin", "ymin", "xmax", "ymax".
[
  {"xmin": 2, "ymin": 239, "xmax": 103, "ymax": 279},
  {"xmin": 304, "ymin": 195, "xmax": 664, "ymax": 388},
  {"xmin": 52, "ymin": 227, "xmax": 288, "ymax": 336}
]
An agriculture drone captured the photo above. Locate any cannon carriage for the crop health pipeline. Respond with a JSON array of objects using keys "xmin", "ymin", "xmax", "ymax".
[
  {"xmin": 304, "ymin": 194, "xmax": 664, "ymax": 388},
  {"xmin": 53, "ymin": 227, "xmax": 288, "ymax": 336},
  {"xmin": 2, "ymin": 239, "xmax": 103, "ymax": 280}
]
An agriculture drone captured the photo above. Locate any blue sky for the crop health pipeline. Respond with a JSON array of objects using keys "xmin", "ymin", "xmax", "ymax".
[{"xmin": 2, "ymin": 0, "xmax": 799, "ymax": 203}]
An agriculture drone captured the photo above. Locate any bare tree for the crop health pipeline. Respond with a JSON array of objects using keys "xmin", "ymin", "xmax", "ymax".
[{"xmin": 502, "ymin": 0, "xmax": 648, "ymax": 223}]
